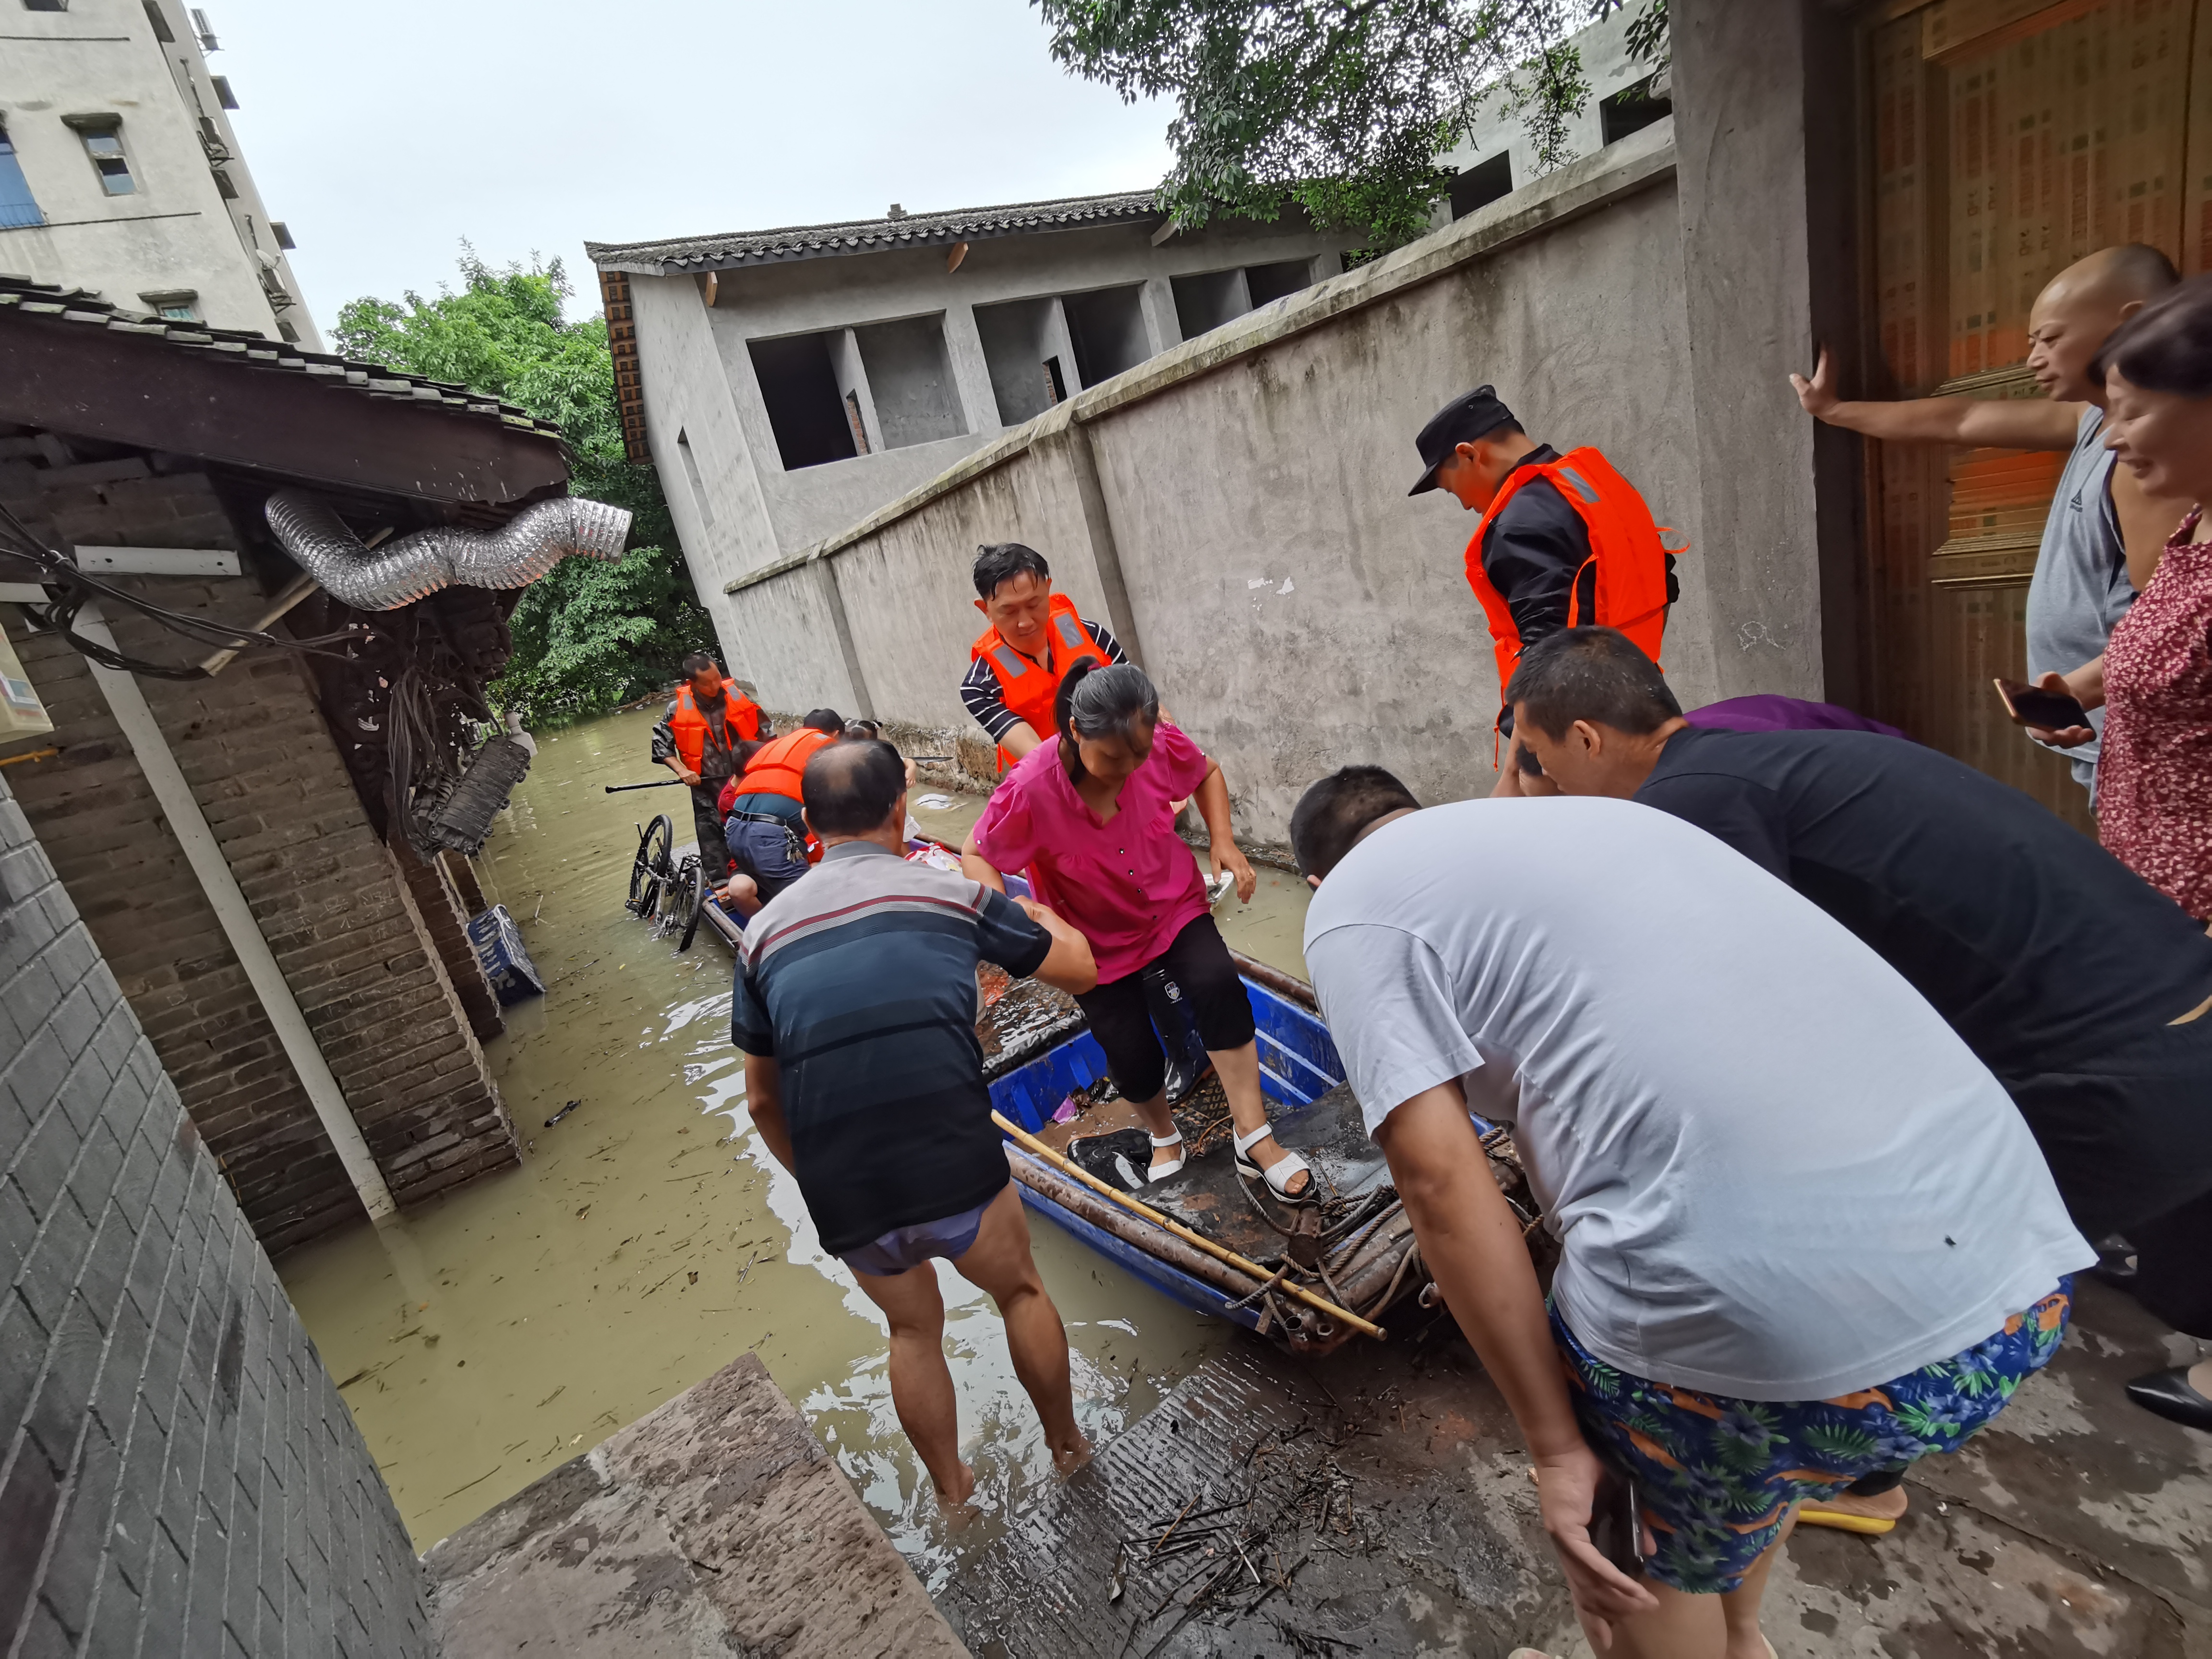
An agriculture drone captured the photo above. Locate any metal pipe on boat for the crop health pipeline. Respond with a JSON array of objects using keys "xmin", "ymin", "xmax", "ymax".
[{"xmin": 992, "ymin": 1109, "xmax": 1384, "ymax": 1341}]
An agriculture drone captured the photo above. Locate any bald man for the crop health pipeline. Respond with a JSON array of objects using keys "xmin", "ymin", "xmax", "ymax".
[{"xmin": 1792, "ymin": 243, "xmax": 2186, "ymax": 797}]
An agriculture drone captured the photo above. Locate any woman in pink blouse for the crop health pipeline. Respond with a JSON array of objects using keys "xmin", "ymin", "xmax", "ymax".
[{"xmin": 962, "ymin": 661, "xmax": 1313, "ymax": 1201}]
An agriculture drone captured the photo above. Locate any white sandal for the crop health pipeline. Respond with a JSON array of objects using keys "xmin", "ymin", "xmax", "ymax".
[
  {"xmin": 1233, "ymin": 1123, "xmax": 1313, "ymax": 1203},
  {"xmin": 1146, "ymin": 1130, "xmax": 1186, "ymax": 1182}
]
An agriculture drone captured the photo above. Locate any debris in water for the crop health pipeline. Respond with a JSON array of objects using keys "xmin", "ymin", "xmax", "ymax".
[{"xmin": 545, "ymin": 1099, "xmax": 581, "ymax": 1127}]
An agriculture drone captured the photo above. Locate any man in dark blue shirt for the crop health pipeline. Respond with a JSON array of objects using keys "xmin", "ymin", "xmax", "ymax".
[
  {"xmin": 1503, "ymin": 626, "xmax": 2212, "ymax": 1446},
  {"xmin": 732, "ymin": 737, "xmax": 1098, "ymax": 1506}
]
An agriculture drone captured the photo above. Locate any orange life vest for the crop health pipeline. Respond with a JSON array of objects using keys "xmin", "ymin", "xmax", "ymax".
[
  {"xmin": 669, "ymin": 677, "xmax": 761, "ymax": 776},
  {"xmin": 969, "ymin": 593, "xmax": 1109, "ymax": 770},
  {"xmin": 737, "ymin": 726, "xmax": 836, "ymax": 805},
  {"xmin": 1463, "ymin": 445, "xmax": 1676, "ymax": 697}
]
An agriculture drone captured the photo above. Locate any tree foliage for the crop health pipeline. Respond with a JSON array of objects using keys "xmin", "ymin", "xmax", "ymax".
[
  {"xmin": 1036, "ymin": 0, "xmax": 1666, "ymax": 251},
  {"xmin": 332, "ymin": 251, "xmax": 714, "ymax": 721}
]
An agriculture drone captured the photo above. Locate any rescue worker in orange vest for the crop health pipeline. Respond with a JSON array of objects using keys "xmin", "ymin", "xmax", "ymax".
[
  {"xmin": 961, "ymin": 542, "xmax": 1130, "ymax": 771},
  {"xmin": 651, "ymin": 652, "xmax": 764, "ymax": 883},
  {"xmin": 1408, "ymin": 385, "xmax": 1678, "ymax": 774},
  {"xmin": 718, "ymin": 709, "xmax": 844, "ymax": 918}
]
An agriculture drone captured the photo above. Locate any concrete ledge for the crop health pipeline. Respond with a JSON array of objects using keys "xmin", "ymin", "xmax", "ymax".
[
  {"xmin": 425, "ymin": 1351, "xmax": 970, "ymax": 1659},
  {"xmin": 725, "ymin": 120, "xmax": 1677, "ymax": 597}
]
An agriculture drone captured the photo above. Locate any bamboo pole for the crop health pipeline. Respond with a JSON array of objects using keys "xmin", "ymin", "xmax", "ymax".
[{"xmin": 992, "ymin": 1109, "xmax": 1384, "ymax": 1341}]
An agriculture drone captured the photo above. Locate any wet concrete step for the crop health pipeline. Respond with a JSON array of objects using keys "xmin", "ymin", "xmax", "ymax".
[
  {"xmin": 425, "ymin": 1351, "xmax": 969, "ymax": 1658},
  {"xmin": 938, "ymin": 1326, "xmax": 1573, "ymax": 1657}
]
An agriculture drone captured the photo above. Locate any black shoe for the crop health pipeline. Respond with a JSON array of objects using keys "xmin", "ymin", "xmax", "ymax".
[{"xmin": 2125, "ymin": 1367, "xmax": 2212, "ymax": 1432}]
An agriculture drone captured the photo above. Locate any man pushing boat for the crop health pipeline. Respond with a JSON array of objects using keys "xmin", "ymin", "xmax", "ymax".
[{"xmin": 733, "ymin": 735, "xmax": 1099, "ymax": 1507}]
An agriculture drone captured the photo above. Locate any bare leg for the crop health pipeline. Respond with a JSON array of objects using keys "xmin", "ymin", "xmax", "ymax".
[
  {"xmin": 1212, "ymin": 1041, "xmax": 1310, "ymax": 1197},
  {"xmin": 1579, "ymin": 1518, "xmax": 1790, "ymax": 1659},
  {"xmin": 718, "ymin": 872, "xmax": 762, "ymax": 919},
  {"xmin": 950, "ymin": 1185, "xmax": 1091, "ymax": 1475},
  {"xmin": 846, "ymin": 1254, "xmax": 973, "ymax": 1507}
]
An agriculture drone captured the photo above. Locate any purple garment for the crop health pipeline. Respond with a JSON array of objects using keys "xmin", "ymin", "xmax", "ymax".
[{"xmin": 1685, "ymin": 695, "xmax": 1910, "ymax": 741}]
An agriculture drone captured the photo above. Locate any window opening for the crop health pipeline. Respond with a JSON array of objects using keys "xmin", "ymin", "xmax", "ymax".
[
  {"xmin": 1599, "ymin": 75, "xmax": 1672, "ymax": 146},
  {"xmin": 676, "ymin": 428, "xmax": 716, "ymax": 526},
  {"xmin": 975, "ymin": 297, "xmax": 1063, "ymax": 426},
  {"xmin": 1449, "ymin": 152, "xmax": 1514, "ymax": 218},
  {"xmin": 211, "ymin": 74, "xmax": 237, "ymax": 109},
  {"xmin": 22, "ymin": 0, "xmax": 70, "ymax": 12},
  {"xmin": 1243, "ymin": 259, "xmax": 1315, "ymax": 309},
  {"xmin": 1171, "ymin": 269, "xmax": 1249, "ymax": 339},
  {"xmin": 270, "ymin": 220, "xmax": 295, "ymax": 250},
  {"xmin": 275, "ymin": 317, "xmax": 298, "ymax": 343},
  {"xmin": 747, "ymin": 333, "xmax": 857, "ymax": 470},
  {"xmin": 139, "ymin": 289, "xmax": 198, "ymax": 320},
  {"xmin": 844, "ymin": 391, "xmax": 872, "ymax": 455},
  {"xmin": 141, "ymin": 0, "xmax": 173, "ymax": 40},
  {"xmin": 0, "ymin": 122, "xmax": 42, "ymax": 230},
  {"xmin": 852, "ymin": 314, "xmax": 964, "ymax": 449},
  {"xmin": 1044, "ymin": 357, "xmax": 1067, "ymax": 405},
  {"xmin": 1061, "ymin": 285, "xmax": 1149, "ymax": 388},
  {"xmin": 67, "ymin": 118, "xmax": 136, "ymax": 195}
]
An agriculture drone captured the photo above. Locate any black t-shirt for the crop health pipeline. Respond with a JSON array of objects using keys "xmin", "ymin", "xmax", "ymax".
[
  {"xmin": 1481, "ymin": 445, "xmax": 1595, "ymax": 654},
  {"xmin": 1636, "ymin": 725, "xmax": 2212, "ymax": 1079}
]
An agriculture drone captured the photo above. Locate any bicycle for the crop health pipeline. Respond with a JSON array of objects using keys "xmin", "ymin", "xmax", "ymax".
[{"xmin": 624, "ymin": 815, "xmax": 710, "ymax": 951}]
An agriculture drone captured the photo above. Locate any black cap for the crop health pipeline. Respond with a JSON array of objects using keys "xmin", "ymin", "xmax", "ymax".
[{"xmin": 1408, "ymin": 385, "xmax": 1517, "ymax": 495}]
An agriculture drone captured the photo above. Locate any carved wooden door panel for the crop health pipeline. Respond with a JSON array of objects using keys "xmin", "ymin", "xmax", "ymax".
[{"xmin": 1861, "ymin": 0, "xmax": 2201, "ymax": 828}]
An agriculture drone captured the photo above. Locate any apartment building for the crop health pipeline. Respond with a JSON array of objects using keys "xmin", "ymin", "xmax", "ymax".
[{"xmin": 0, "ymin": 0, "xmax": 318, "ymax": 344}]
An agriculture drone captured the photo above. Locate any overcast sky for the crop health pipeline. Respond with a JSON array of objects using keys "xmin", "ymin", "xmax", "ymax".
[{"xmin": 207, "ymin": 0, "xmax": 1177, "ymax": 330}]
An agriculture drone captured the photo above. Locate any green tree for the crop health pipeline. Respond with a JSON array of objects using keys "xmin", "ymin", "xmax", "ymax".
[
  {"xmin": 1036, "ymin": 0, "xmax": 1666, "ymax": 253},
  {"xmin": 332, "ymin": 249, "xmax": 715, "ymax": 721}
]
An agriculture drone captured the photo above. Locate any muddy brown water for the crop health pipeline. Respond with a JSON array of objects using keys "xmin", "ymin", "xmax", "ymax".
[{"xmin": 277, "ymin": 707, "xmax": 1318, "ymax": 1591}]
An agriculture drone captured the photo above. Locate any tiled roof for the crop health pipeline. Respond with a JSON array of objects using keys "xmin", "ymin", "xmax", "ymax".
[
  {"xmin": 0, "ymin": 276, "xmax": 566, "ymax": 438},
  {"xmin": 585, "ymin": 190, "xmax": 1163, "ymax": 275}
]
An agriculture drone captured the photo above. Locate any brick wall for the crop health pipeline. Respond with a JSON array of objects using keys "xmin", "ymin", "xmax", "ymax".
[
  {"xmin": 0, "ymin": 464, "xmax": 519, "ymax": 1252},
  {"xmin": 0, "ymin": 770, "xmax": 433, "ymax": 1658}
]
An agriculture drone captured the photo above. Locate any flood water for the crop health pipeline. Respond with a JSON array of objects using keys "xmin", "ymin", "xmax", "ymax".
[{"xmin": 277, "ymin": 707, "xmax": 1316, "ymax": 1587}]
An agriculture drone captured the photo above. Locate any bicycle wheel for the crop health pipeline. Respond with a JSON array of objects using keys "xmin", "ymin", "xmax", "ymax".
[
  {"xmin": 627, "ymin": 814, "xmax": 674, "ymax": 918},
  {"xmin": 676, "ymin": 854, "xmax": 709, "ymax": 952}
]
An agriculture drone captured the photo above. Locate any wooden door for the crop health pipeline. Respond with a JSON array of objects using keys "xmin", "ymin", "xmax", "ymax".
[{"xmin": 1860, "ymin": 0, "xmax": 2205, "ymax": 829}]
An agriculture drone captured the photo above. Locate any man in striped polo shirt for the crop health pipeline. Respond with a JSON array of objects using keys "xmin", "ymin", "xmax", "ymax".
[{"xmin": 733, "ymin": 737, "xmax": 1098, "ymax": 1507}]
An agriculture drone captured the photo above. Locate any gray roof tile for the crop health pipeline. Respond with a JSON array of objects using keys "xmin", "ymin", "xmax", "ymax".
[{"xmin": 586, "ymin": 189, "xmax": 1163, "ymax": 274}]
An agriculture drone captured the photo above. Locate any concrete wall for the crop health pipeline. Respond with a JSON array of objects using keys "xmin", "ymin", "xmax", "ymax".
[
  {"xmin": 0, "ymin": 771, "xmax": 431, "ymax": 1657},
  {"xmin": 722, "ymin": 125, "xmax": 1740, "ymax": 842},
  {"xmin": 0, "ymin": 0, "xmax": 318, "ymax": 343}
]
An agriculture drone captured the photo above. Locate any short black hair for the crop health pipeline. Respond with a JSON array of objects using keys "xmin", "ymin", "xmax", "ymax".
[
  {"xmin": 974, "ymin": 542, "xmax": 1051, "ymax": 600},
  {"xmin": 1504, "ymin": 627, "xmax": 1681, "ymax": 740},
  {"xmin": 802, "ymin": 708, "xmax": 845, "ymax": 734},
  {"xmin": 2094, "ymin": 272, "xmax": 2212, "ymax": 397},
  {"xmin": 681, "ymin": 652, "xmax": 719, "ymax": 676},
  {"xmin": 729, "ymin": 738, "xmax": 762, "ymax": 775},
  {"xmin": 801, "ymin": 739, "xmax": 906, "ymax": 835},
  {"xmin": 1289, "ymin": 767, "xmax": 1420, "ymax": 880}
]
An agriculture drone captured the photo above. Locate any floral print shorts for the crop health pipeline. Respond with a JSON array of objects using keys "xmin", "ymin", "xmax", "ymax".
[{"xmin": 1551, "ymin": 1282, "xmax": 2071, "ymax": 1592}]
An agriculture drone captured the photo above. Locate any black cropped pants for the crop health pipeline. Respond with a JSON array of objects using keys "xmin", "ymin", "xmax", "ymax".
[{"xmin": 1075, "ymin": 914, "xmax": 1254, "ymax": 1105}]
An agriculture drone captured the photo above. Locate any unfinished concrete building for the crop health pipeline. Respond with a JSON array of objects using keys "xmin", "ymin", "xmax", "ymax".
[
  {"xmin": 0, "ymin": 276, "xmax": 605, "ymax": 1253},
  {"xmin": 0, "ymin": 0, "xmax": 319, "ymax": 345},
  {"xmin": 586, "ymin": 193, "xmax": 1357, "ymax": 668}
]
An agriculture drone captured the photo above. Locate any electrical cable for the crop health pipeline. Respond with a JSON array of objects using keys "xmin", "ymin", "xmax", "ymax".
[{"xmin": 0, "ymin": 496, "xmax": 370, "ymax": 677}]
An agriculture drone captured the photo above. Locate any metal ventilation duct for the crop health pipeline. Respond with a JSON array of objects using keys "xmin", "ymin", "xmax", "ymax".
[{"xmin": 263, "ymin": 490, "xmax": 631, "ymax": 611}]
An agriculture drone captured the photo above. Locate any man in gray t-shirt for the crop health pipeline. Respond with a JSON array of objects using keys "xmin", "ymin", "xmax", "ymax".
[{"xmin": 1793, "ymin": 243, "xmax": 2182, "ymax": 797}]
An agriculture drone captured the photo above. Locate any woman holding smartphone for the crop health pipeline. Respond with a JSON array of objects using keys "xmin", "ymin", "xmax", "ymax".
[{"xmin": 2037, "ymin": 277, "xmax": 2212, "ymax": 926}]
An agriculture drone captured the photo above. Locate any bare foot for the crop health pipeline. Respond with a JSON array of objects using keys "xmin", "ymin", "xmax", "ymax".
[
  {"xmin": 932, "ymin": 1459, "xmax": 977, "ymax": 1514},
  {"xmin": 1804, "ymin": 1484, "xmax": 1908, "ymax": 1524},
  {"xmin": 1051, "ymin": 1431, "xmax": 1094, "ymax": 1479}
]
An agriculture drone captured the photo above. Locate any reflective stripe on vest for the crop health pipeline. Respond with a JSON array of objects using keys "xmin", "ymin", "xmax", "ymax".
[{"xmin": 1462, "ymin": 445, "xmax": 1677, "ymax": 703}]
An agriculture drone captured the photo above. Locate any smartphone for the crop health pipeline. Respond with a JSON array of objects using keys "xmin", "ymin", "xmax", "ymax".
[
  {"xmin": 1994, "ymin": 677, "xmax": 2090, "ymax": 732},
  {"xmin": 1587, "ymin": 1448, "xmax": 1647, "ymax": 1578},
  {"xmin": 1515, "ymin": 745, "xmax": 1545, "ymax": 778}
]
